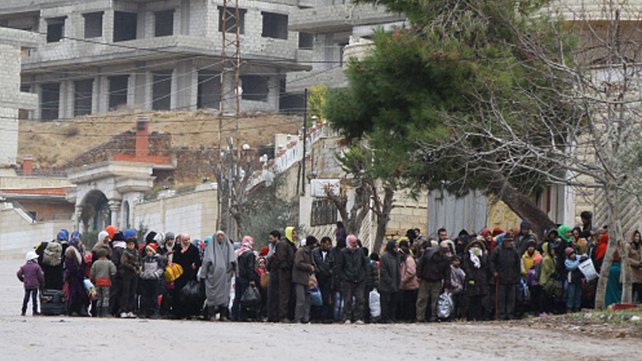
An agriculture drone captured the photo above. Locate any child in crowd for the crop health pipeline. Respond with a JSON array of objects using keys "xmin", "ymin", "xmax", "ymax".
[
  {"xmin": 564, "ymin": 247, "xmax": 586, "ymax": 313},
  {"xmin": 139, "ymin": 243, "xmax": 165, "ymax": 318},
  {"xmin": 447, "ymin": 256, "xmax": 466, "ymax": 319},
  {"xmin": 90, "ymin": 249, "xmax": 117, "ymax": 317},
  {"xmin": 17, "ymin": 251, "xmax": 44, "ymax": 316},
  {"xmin": 120, "ymin": 235, "xmax": 141, "ymax": 318},
  {"xmin": 526, "ymin": 255, "xmax": 543, "ymax": 316}
]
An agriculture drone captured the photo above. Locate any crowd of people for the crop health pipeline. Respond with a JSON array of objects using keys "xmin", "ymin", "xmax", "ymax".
[{"xmin": 16, "ymin": 211, "xmax": 642, "ymax": 323}]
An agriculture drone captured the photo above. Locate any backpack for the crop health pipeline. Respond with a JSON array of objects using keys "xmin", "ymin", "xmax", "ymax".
[{"xmin": 42, "ymin": 241, "xmax": 63, "ymax": 266}]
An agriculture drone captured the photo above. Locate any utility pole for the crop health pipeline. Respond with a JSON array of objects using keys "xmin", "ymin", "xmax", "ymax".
[
  {"xmin": 301, "ymin": 88, "xmax": 308, "ymax": 196},
  {"xmin": 218, "ymin": 0, "xmax": 242, "ymax": 233}
]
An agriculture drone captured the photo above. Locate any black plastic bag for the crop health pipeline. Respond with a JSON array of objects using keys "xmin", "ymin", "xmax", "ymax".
[
  {"xmin": 240, "ymin": 285, "xmax": 261, "ymax": 307},
  {"xmin": 179, "ymin": 280, "xmax": 205, "ymax": 316}
]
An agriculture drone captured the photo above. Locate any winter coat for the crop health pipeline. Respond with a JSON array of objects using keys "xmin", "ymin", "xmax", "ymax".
[
  {"xmin": 120, "ymin": 248, "xmax": 141, "ymax": 275},
  {"xmin": 489, "ymin": 246, "xmax": 521, "ymax": 285},
  {"xmin": 521, "ymin": 250, "xmax": 541, "ymax": 276},
  {"xmin": 366, "ymin": 260, "xmax": 380, "ymax": 290},
  {"xmin": 331, "ymin": 247, "xmax": 345, "ymax": 291},
  {"xmin": 624, "ymin": 242, "xmax": 642, "ymax": 284},
  {"xmin": 237, "ymin": 251, "xmax": 259, "ymax": 284},
  {"xmin": 337, "ymin": 247, "xmax": 369, "ymax": 284},
  {"xmin": 17, "ymin": 261, "xmax": 44, "ymax": 289},
  {"xmin": 462, "ymin": 241, "xmax": 488, "ymax": 296},
  {"xmin": 379, "ymin": 251, "xmax": 400, "ymax": 293},
  {"xmin": 515, "ymin": 232, "xmax": 538, "ymax": 258},
  {"xmin": 140, "ymin": 254, "xmax": 166, "ymax": 280},
  {"xmin": 399, "ymin": 254, "xmax": 420, "ymax": 290},
  {"xmin": 91, "ymin": 241, "xmax": 112, "ymax": 259},
  {"xmin": 539, "ymin": 243, "xmax": 557, "ymax": 286},
  {"xmin": 111, "ymin": 246, "xmax": 125, "ymax": 270},
  {"xmin": 312, "ymin": 248, "xmax": 334, "ymax": 283},
  {"xmin": 564, "ymin": 256, "xmax": 584, "ymax": 285},
  {"xmin": 417, "ymin": 248, "xmax": 450, "ymax": 283},
  {"xmin": 447, "ymin": 266, "xmax": 466, "ymax": 294},
  {"xmin": 90, "ymin": 259, "xmax": 117, "ymax": 287},
  {"xmin": 274, "ymin": 239, "xmax": 295, "ymax": 271},
  {"xmin": 292, "ymin": 247, "xmax": 315, "ymax": 285}
]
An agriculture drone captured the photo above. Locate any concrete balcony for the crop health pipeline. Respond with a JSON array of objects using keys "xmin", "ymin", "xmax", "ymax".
[
  {"xmin": 289, "ymin": 3, "xmax": 404, "ymax": 33},
  {"xmin": 287, "ymin": 66, "xmax": 347, "ymax": 92}
]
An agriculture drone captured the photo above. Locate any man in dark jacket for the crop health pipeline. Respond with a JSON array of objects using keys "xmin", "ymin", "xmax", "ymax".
[
  {"xmin": 274, "ymin": 227, "xmax": 297, "ymax": 322},
  {"xmin": 312, "ymin": 237, "xmax": 334, "ymax": 322},
  {"xmin": 515, "ymin": 221, "xmax": 538, "ymax": 257},
  {"xmin": 336, "ymin": 234, "xmax": 369, "ymax": 324},
  {"xmin": 416, "ymin": 246, "xmax": 450, "ymax": 322},
  {"xmin": 266, "ymin": 230, "xmax": 281, "ymax": 322},
  {"xmin": 379, "ymin": 240, "xmax": 400, "ymax": 323},
  {"xmin": 293, "ymin": 236, "xmax": 317, "ymax": 323},
  {"xmin": 489, "ymin": 236, "xmax": 521, "ymax": 320}
]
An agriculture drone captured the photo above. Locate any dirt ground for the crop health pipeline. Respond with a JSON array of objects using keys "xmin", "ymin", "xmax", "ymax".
[
  {"xmin": 18, "ymin": 111, "xmax": 301, "ymax": 168},
  {"xmin": 1, "ymin": 258, "xmax": 638, "ymax": 361}
]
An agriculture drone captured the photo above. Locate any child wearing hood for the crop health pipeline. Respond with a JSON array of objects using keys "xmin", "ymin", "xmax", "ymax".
[
  {"xmin": 564, "ymin": 247, "xmax": 586, "ymax": 313},
  {"xmin": 17, "ymin": 251, "xmax": 44, "ymax": 316},
  {"xmin": 446, "ymin": 256, "xmax": 466, "ymax": 320},
  {"xmin": 119, "ymin": 233, "xmax": 141, "ymax": 318},
  {"xmin": 139, "ymin": 243, "xmax": 165, "ymax": 318}
]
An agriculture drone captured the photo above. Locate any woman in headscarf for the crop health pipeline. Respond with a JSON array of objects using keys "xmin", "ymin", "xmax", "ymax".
[
  {"xmin": 64, "ymin": 231, "xmax": 89, "ymax": 316},
  {"xmin": 171, "ymin": 233, "xmax": 201, "ymax": 319},
  {"xmin": 200, "ymin": 230, "xmax": 237, "ymax": 321},
  {"xmin": 231, "ymin": 235, "xmax": 259, "ymax": 321},
  {"xmin": 463, "ymin": 238, "xmax": 488, "ymax": 321}
]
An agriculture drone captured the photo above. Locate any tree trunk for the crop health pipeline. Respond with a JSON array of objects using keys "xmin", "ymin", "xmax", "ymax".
[
  {"xmin": 620, "ymin": 242, "xmax": 633, "ymax": 304},
  {"xmin": 487, "ymin": 176, "xmax": 556, "ymax": 238},
  {"xmin": 372, "ymin": 186, "xmax": 395, "ymax": 254},
  {"xmin": 594, "ymin": 188, "xmax": 627, "ymax": 309}
]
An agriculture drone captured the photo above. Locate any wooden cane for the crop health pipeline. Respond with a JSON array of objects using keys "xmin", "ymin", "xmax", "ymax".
[{"xmin": 495, "ymin": 276, "xmax": 499, "ymax": 321}]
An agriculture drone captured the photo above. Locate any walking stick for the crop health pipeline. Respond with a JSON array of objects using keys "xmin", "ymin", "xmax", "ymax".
[{"xmin": 495, "ymin": 276, "xmax": 499, "ymax": 321}]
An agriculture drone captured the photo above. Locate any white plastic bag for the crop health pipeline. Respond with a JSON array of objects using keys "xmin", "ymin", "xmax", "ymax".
[
  {"xmin": 437, "ymin": 292, "xmax": 454, "ymax": 319},
  {"xmin": 579, "ymin": 258, "xmax": 598, "ymax": 281},
  {"xmin": 369, "ymin": 289, "xmax": 381, "ymax": 318}
]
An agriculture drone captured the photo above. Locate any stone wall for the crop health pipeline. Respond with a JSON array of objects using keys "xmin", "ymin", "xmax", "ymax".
[{"xmin": 133, "ymin": 184, "xmax": 218, "ymax": 240}]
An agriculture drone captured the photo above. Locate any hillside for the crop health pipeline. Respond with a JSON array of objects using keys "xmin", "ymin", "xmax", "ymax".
[{"xmin": 18, "ymin": 111, "xmax": 302, "ymax": 169}]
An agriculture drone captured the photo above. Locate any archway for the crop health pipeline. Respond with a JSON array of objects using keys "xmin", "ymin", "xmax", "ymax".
[{"xmin": 81, "ymin": 190, "xmax": 111, "ymax": 232}]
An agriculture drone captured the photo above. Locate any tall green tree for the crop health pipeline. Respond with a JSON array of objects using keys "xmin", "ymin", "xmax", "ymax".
[{"xmin": 325, "ymin": 0, "xmax": 575, "ymax": 236}]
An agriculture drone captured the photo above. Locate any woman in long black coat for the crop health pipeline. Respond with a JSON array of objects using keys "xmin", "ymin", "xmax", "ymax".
[
  {"xmin": 462, "ymin": 239, "xmax": 489, "ymax": 321},
  {"xmin": 171, "ymin": 233, "xmax": 201, "ymax": 318}
]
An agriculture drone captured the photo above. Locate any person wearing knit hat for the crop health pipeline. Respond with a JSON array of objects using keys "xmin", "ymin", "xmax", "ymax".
[
  {"xmin": 123, "ymin": 228, "xmax": 137, "ymax": 241},
  {"xmin": 489, "ymin": 235, "xmax": 521, "ymax": 320},
  {"xmin": 105, "ymin": 225, "xmax": 118, "ymax": 240},
  {"xmin": 521, "ymin": 240, "xmax": 541, "ymax": 277},
  {"xmin": 108, "ymin": 231, "xmax": 127, "ymax": 316},
  {"xmin": 119, "ymin": 233, "xmax": 141, "ymax": 318},
  {"xmin": 90, "ymin": 248, "xmax": 116, "ymax": 317},
  {"xmin": 17, "ymin": 251, "xmax": 44, "ymax": 316},
  {"xmin": 145, "ymin": 231, "xmax": 158, "ymax": 245},
  {"xmin": 516, "ymin": 221, "xmax": 538, "ymax": 258},
  {"xmin": 91, "ymin": 231, "xmax": 112, "ymax": 260},
  {"xmin": 564, "ymin": 246, "xmax": 586, "ymax": 313},
  {"xmin": 139, "ymin": 241, "xmax": 164, "ymax": 318}
]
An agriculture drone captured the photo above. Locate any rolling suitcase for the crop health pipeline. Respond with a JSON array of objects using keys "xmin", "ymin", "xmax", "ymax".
[{"xmin": 40, "ymin": 289, "xmax": 66, "ymax": 316}]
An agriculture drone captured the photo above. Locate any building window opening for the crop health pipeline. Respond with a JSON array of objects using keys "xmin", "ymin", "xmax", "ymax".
[
  {"xmin": 83, "ymin": 12, "xmax": 103, "ymax": 38},
  {"xmin": 46, "ymin": 17, "xmax": 65, "ymax": 43},
  {"xmin": 261, "ymin": 12, "xmax": 288, "ymax": 40},
  {"xmin": 41, "ymin": 82, "xmax": 60, "ymax": 120},
  {"xmin": 152, "ymin": 71, "xmax": 172, "ymax": 110},
  {"xmin": 197, "ymin": 71, "xmax": 221, "ymax": 109},
  {"xmin": 113, "ymin": 11, "xmax": 138, "ymax": 42},
  {"xmin": 108, "ymin": 75, "xmax": 129, "ymax": 110},
  {"xmin": 218, "ymin": 7, "xmax": 246, "ymax": 34},
  {"xmin": 241, "ymin": 75, "xmax": 269, "ymax": 102},
  {"xmin": 155, "ymin": 10, "xmax": 174, "ymax": 37},
  {"xmin": 298, "ymin": 32, "xmax": 313, "ymax": 49},
  {"xmin": 74, "ymin": 79, "xmax": 93, "ymax": 116}
]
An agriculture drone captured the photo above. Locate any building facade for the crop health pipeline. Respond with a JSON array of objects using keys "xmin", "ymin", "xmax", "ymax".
[{"xmin": 0, "ymin": 0, "xmax": 310, "ymax": 120}]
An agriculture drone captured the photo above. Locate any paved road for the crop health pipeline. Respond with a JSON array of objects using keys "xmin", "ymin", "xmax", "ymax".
[{"xmin": 0, "ymin": 259, "xmax": 636, "ymax": 361}]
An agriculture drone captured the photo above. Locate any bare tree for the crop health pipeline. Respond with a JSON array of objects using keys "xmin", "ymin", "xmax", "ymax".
[{"xmin": 417, "ymin": 1, "xmax": 642, "ymax": 307}]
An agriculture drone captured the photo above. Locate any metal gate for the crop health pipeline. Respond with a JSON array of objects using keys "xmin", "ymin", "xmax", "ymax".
[{"xmin": 427, "ymin": 189, "xmax": 488, "ymax": 239}]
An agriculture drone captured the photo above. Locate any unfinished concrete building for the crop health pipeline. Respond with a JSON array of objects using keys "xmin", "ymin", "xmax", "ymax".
[
  {"xmin": 0, "ymin": 0, "xmax": 309, "ymax": 120},
  {"xmin": 0, "ymin": 27, "xmax": 38, "ymax": 166},
  {"xmin": 287, "ymin": 0, "xmax": 404, "ymax": 95}
]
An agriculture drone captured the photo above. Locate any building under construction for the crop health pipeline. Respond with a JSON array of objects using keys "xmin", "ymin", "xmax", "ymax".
[{"xmin": 0, "ymin": 0, "xmax": 309, "ymax": 120}]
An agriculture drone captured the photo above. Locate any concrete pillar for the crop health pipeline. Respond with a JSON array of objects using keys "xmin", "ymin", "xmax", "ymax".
[
  {"xmin": 74, "ymin": 204, "xmax": 84, "ymax": 234},
  {"xmin": 34, "ymin": 84, "xmax": 42, "ymax": 120},
  {"xmin": 170, "ymin": 67, "xmax": 178, "ymax": 110},
  {"xmin": 58, "ymin": 81, "xmax": 66, "ymax": 120},
  {"xmin": 108, "ymin": 199, "xmax": 122, "ymax": 229},
  {"xmin": 91, "ymin": 76, "xmax": 99, "ymax": 114},
  {"xmin": 144, "ymin": 71, "xmax": 152, "ymax": 111},
  {"xmin": 97, "ymin": 75, "xmax": 109, "ymax": 113},
  {"xmin": 267, "ymin": 75, "xmax": 279, "ymax": 111},
  {"xmin": 104, "ymin": 10, "xmax": 114, "ymax": 43},
  {"xmin": 127, "ymin": 73, "xmax": 135, "ymax": 108}
]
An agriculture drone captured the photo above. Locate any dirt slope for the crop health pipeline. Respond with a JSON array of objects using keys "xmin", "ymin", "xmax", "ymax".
[{"xmin": 18, "ymin": 111, "xmax": 301, "ymax": 169}]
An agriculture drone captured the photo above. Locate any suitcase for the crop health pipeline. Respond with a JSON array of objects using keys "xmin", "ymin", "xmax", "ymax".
[{"xmin": 40, "ymin": 289, "xmax": 66, "ymax": 316}]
